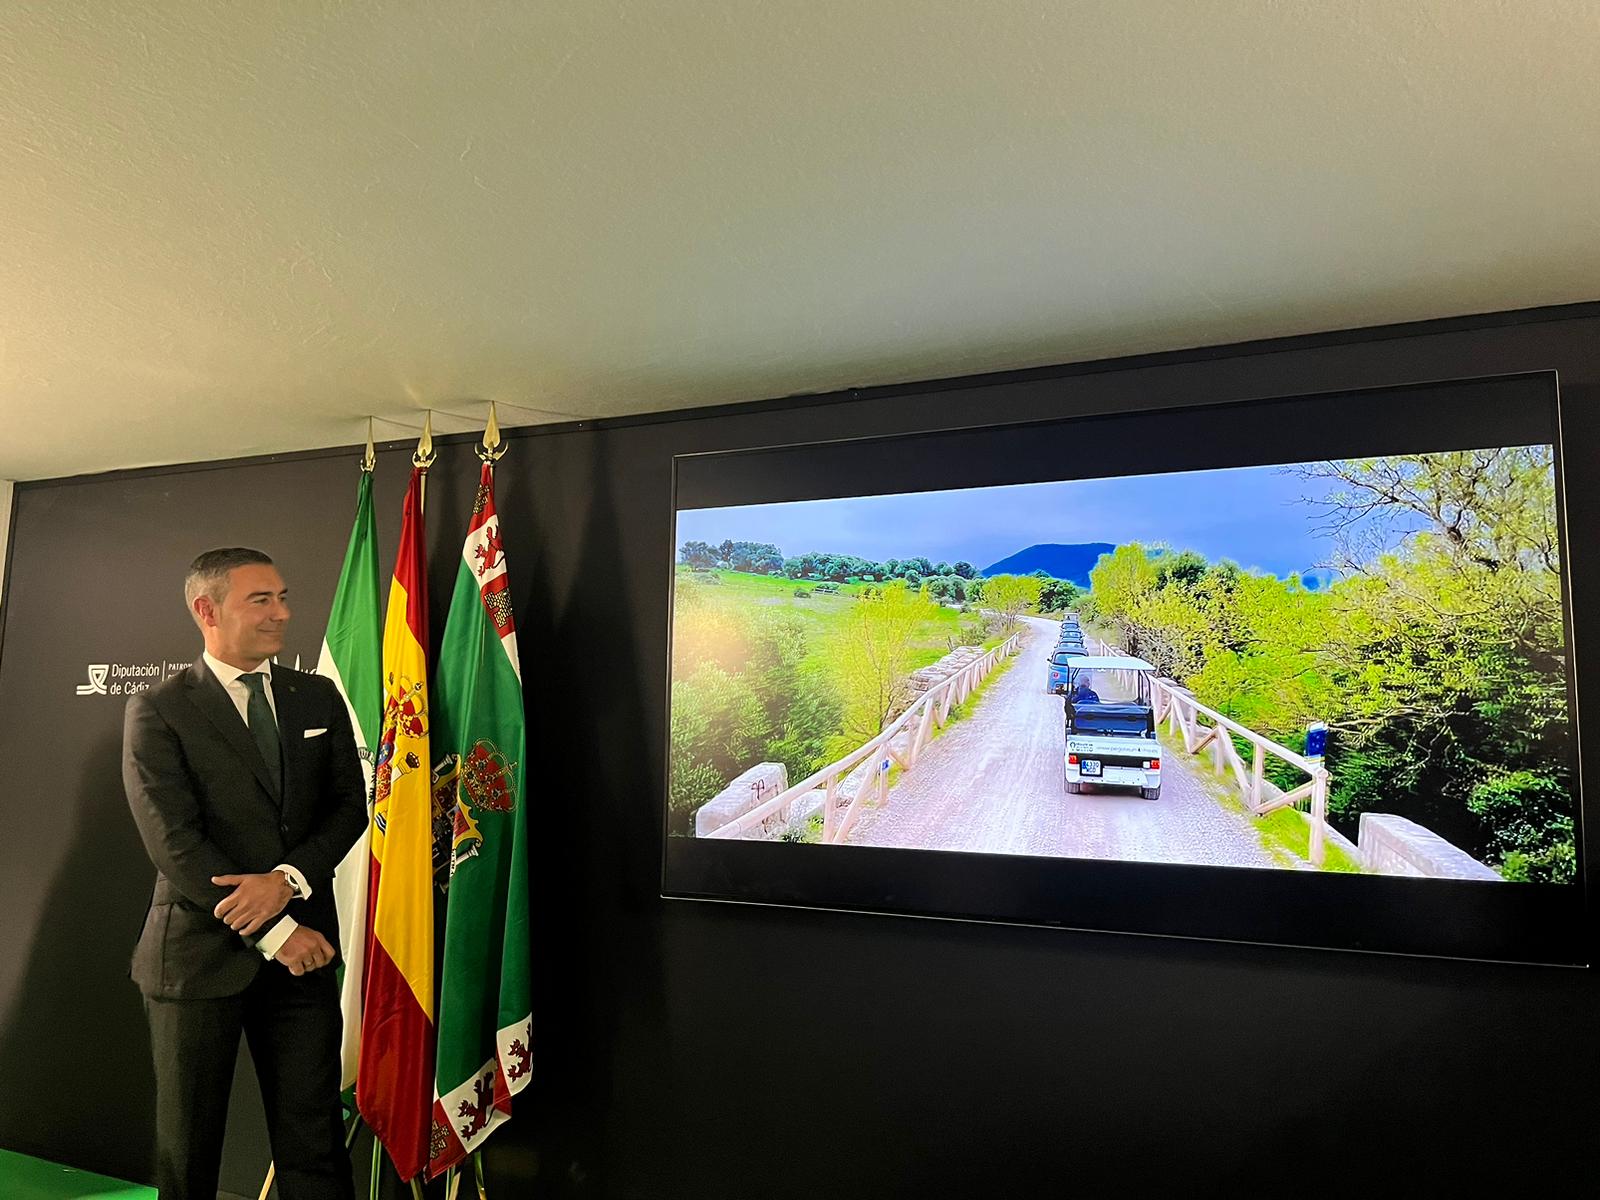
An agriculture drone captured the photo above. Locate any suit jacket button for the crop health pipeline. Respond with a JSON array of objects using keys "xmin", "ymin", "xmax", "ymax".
[{"xmin": 279, "ymin": 823, "xmax": 289, "ymax": 834}]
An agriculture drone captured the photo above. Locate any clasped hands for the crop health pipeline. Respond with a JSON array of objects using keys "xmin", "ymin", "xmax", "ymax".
[
  {"xmin": 212, "ymin": 871, "xmax": 291, "ymax": 935},
  {"xmin": 212, "ymin": 871, "xmax": 335, "ymax": 976}
]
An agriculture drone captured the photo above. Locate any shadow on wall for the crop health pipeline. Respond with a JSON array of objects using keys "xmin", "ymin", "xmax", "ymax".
[
  {"xmin": 0, "ymin": 728, "xmax": 159, "ymax": 1181},
  {"xmin": 0, "ymin": 723, "xmax": 282, "ymax": 1197}
]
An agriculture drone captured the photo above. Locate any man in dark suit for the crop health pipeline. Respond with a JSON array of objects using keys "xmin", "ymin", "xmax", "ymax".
[{"xmin": 124, "ymin": 547, "xmax": 368, "ymax": 1200}]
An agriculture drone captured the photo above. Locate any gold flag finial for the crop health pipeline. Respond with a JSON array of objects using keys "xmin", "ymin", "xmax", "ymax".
[
  {"xmin": 478, "ymin": 401, "xmax": 506, "ymax": 463},
  {"xmin": 362, "ymin": 417, "xmax": 376, "ymax": 472},
  {"xmin": 413, "ymin": 410, "xmax": 435, "ymax": 468}
]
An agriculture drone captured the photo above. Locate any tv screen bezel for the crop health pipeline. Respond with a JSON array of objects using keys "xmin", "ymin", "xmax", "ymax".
[{"xmin": 661, "ymin": 370, "xmax": 1589, "ymax": 965}]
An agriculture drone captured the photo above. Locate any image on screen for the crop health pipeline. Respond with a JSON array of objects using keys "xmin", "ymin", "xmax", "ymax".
[{"xmin": 668, "ymin": 444, "xmax": 1575, "ymax": 886}]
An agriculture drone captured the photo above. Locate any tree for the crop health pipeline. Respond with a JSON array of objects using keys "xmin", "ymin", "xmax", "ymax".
[
  {"xmin": 1086, "ymin": 544, "xmax": 1159, "ymax": 647},
  {"xmin": 826, "ymin": 580, "xmax": 938, "ymax": 742},
  {"xmin": 1090, "ymin": 543, "xmax": 1158, "ymax": 612},
  {"xmin": 668, "ymin": 664, "xmax": 769, "ymax": 833},
  {"xmin": 723, "ymin": 541, "xmax": 784, "ymax": 574},
  {"xmin": 1154, "ymin": 548, "xmax": 1208, "ymax": 590},
  {"xmin": 671, "ymin": 579, "xmax": 751, "ymax": 677},
  {"xmin": 1037, "ymin": 579, "xmax": 1083, "ymax": 614},
  {"xmin": 953, "ymin": 561, "xmax": 976, "ymax": 579},
  {"xmin": 745, "ymin": 612, "xmax": 844, "ymax": 787},
  {"xmin": 981, "ymin": 574, "xmax": 1042, "ymax": 626},
  {"xmin": 1288, "ymin": 448, "xmax": 1560, "ymax": 578},
  {"xmin": 679, "ymin": 540, "xmax": 717, "ymax": 569}
]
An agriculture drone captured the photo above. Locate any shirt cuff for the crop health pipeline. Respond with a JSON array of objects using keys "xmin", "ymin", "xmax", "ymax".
[
  {"xmin": 257, "ymin": 915, "xmax": 299, "ymax": 960},
  {"xmin": 274, "ymin": 862, "xmax": 312, "ymax": 901}
]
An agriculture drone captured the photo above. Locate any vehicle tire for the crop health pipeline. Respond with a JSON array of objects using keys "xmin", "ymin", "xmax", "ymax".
[{"xmin": 1141, "ymin": 785, "xmax": 1161, "ymax": 800}]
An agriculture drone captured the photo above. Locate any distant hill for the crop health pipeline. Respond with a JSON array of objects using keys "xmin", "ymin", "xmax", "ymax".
[{"xmin": 982, "ymin": 543, "xmax": 1116, "ymax": 586}]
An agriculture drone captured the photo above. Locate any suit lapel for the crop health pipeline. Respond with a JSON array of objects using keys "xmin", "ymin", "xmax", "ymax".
[{"xmin": 184, "ymin": 659, "xmax": 281, "ymax": 802}]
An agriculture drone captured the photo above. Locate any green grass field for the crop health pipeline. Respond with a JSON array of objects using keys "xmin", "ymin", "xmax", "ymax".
[{"xmin": 673, "ymin": 567, "xmax": 996, "ymax": 673}]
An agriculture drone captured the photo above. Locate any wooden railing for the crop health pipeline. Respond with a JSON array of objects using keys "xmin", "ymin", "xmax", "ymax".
[
  {"xmin": 1084, "ymin": 634, "xmax": 1333, "ymax": 867},
  {"xmin": 703, "ymin": 633, "xmax": 1022, "ymax": 843},
  {"xmin": 1151, "ymin": 680, "xmax": 1332, "ymax": 866}
]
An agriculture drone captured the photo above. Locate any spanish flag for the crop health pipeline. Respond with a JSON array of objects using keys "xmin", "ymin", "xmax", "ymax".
[{"xmin": 357, "ymin": 464, "xmax": 435, "ymax": 1181}]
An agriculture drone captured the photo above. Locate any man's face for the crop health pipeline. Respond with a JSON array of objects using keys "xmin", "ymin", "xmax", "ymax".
[{"xmin": 198, "ymin": 563, "xmax": 290, "ymax": 665}]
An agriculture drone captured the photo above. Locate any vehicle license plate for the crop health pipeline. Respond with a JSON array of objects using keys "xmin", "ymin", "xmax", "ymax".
[{"xmin": 1081, "ymin": 759, "xmax": 1102, "ymax": 776}]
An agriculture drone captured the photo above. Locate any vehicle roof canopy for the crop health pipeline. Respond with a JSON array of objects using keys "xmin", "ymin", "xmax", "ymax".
[{"xmin": 1063, "ymin": 654, "xmax": 1156, "ymax": 672}]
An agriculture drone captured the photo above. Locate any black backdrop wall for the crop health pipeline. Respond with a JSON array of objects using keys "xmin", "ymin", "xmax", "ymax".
[{"xmin": 2, "ymin": 306, "xmax": 1597, "ymax": 1199}]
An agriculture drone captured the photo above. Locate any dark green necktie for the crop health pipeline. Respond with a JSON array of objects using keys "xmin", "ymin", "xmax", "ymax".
[{"xmin": 240, "ymin": 671, "xmax": 282, "ymax": 793}]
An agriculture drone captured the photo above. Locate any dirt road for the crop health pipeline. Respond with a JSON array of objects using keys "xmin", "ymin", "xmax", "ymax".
[{"xmin": 848, "ymin": 615, "xmax": 1279, "ymax": 869}]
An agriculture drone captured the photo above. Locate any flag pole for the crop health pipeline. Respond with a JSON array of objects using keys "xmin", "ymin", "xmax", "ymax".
[
  {"xmin": 478, "ymin": 401, "xmax": 505, "ymax": 464},
  {"xmin": 257, "ymin": 1113, "xmax": 364, "ymax": 1199},
  {"xmin": 468, "ymin": 406, "xmax": 502, "ymax": 1200},
  {"xmin": 428, "ymin": 402, "xmax": 524, "ymax": 1194},
  {"xmin": 414, "ymin": 411, "xmax": 435, "ymax": 513},
  {"xmin": 364, "ymin": 415, "xmax": 376, "ymax": 473}
]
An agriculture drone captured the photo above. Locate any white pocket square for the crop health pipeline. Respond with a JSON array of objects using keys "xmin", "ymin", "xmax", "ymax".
[{"xmin": 303, "ymin": 727, "xmax": 328, "ymax": 738}]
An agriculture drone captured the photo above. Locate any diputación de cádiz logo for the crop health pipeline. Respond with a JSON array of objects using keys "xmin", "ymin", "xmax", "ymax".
[
  {"xmin": 75, "ymin": 654, "xmax": 310, "ymax": 697},
  {"xmin": 75, "ymin": 664, "xmax": 110, "ymax": 696}
]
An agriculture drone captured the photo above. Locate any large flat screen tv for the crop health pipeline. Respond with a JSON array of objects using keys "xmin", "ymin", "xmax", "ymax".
[{"xmin": 662, "ymin": 372, "xmax": 1589, "ymax": 963}]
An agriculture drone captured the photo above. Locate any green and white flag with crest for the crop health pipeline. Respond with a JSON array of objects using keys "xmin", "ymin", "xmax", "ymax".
[
  {"xmin": 318, "ymin": 466, "xmax": 383, "ymax": 1093},
  {"xmin": 426, "ymin": 458, "xmax": 532, "ymax": 1180}
]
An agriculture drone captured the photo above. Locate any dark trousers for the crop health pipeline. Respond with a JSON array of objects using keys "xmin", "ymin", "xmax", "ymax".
[{"xmin": 145, "ymin": 963, "xmax": 354, "ymax": 1200}]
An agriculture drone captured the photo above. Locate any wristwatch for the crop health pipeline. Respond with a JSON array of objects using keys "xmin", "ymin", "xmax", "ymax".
[{"xmin": 281, "ymin": 870, "xmax": 304, "ymax": 899}]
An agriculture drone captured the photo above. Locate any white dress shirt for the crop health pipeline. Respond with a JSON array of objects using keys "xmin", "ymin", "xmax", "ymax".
[{"xmin": 202, "ymin": 651, "xmax": 311, "ymax": 960}]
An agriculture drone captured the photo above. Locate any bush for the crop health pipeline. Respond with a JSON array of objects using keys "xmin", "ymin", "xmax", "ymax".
[
  {"xmin": 668, "ymin": 665, "xmax": 769, "ymax": 834},
  {"xmin": 1467, "ymin": 770, "xmax": 1575, "ymax": 883},
  {"xmin": 814, "ymin": 582, "xmax": 840, "ymax": 593}
]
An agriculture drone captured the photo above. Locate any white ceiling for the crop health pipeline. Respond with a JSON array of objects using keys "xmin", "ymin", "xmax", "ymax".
[{"xmin": 2, "ymin": 1, "xmax": 1597, "ymax": 481}]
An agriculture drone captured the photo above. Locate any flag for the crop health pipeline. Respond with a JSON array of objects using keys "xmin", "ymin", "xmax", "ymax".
[
  {"xmin": 427, "ymin": 460, "xmax": 532, "ymax": 1179},
  {"xmin": 317, "ymin": 467, "xmax": 383, "ymax": 1095},
  {"xmin": 357, "ymin": 464, "xmax": 436, "ymax": 1182}
]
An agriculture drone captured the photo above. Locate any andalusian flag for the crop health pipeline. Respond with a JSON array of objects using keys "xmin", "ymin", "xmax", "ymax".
[
  {"xmin": 427, "ymin": 460, "xmax": 532, "ymax": 1179},
  {"xmin": 358, "ymin": 465, "xmax": 436, "ymax": 1182},
  {"xmin": 317, "ymin": 468, "xmax": 382, "ymax": 1094}
]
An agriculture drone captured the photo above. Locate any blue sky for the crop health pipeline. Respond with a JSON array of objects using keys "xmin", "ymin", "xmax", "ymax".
[{"xmin": 677, "ymin": 462, "xmax": 1369, "ymax": 577}]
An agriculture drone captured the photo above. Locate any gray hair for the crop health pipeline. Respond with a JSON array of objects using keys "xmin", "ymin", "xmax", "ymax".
[{"xmin": 184, "ymin": 547, "xmax": 274, "ymax": 615}]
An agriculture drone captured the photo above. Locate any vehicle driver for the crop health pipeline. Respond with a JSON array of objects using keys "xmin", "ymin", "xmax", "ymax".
[{"xmin": 1062, "ymin": 673, "xmax": 1099, "ymax": 737}]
